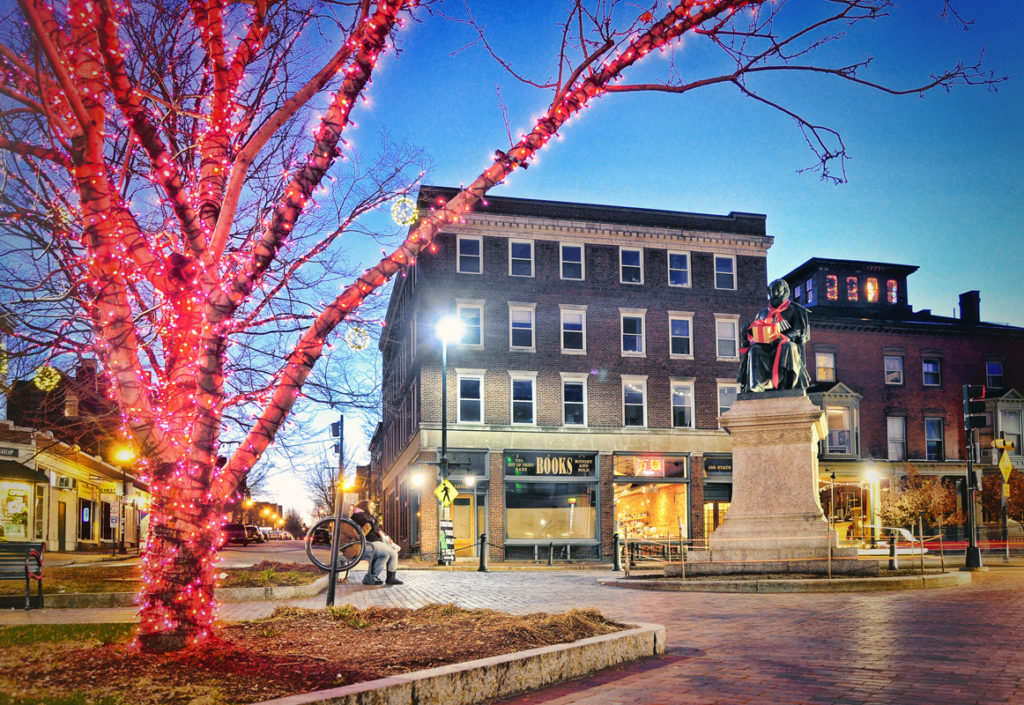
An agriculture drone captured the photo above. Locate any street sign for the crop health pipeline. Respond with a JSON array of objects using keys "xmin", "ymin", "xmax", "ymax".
[
  {"xmin": 434, "ymin": 479, "xmax": 459, "ymax": 507},
  {"xmin": 999, "ymin": 450, "xmax": 1014, "ymax": 482},
  {"xmin": 438, "ymin": 517, "xmax": 455, "ymax": 563}
]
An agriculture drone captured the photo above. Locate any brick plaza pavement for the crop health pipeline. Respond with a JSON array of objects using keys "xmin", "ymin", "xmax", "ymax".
[{"xmin": 4, "ymin": 565, "xmax": 1023, "ymax": 704}]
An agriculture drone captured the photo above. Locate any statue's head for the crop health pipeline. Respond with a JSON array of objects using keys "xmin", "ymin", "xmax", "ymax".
[{"xmin": 768, "ymin": 279, "xmax": 790, "ymax": 308}]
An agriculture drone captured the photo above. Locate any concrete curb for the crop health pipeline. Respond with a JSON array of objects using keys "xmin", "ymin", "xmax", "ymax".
[
  {"xmin": 251, "ymin": 622, "xmax": 664, "ymax": 705},
  {"xmin": 42, "ymin": 575, "xmax": 331, "ymax": 609},
  {"xmin": 598, "ymin": 571, "xmax": 971, "ymax": 593}
]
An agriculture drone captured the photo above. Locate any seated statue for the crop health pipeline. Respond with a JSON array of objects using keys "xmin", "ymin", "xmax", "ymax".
[{"xmin": 737, "ymin": 279, "xmax": 811, "ymax": 393}]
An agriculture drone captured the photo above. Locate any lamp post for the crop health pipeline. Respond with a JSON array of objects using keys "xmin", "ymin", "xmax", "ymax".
[
  {"xmin": 111, "ymin": 445, "xmax": 134, "ymax": 555},
  {"xmin": 865, "ymin": 468, "xmax": 879, "ymax": 548},
  {"xmin": 435, "ymin": 314, "xmax": 465, "ymax": 565}
]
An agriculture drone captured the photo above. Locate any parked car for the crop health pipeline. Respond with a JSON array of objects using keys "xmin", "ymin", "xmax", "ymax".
[
  {"xmin": 258, "ymin": 527, "xmax": 273, "ymax": 541},
  {"xmin": 279, "ymin": 530, "xmax": 294, "ymax": 540},
  {"xmin": 221, "ymin": 523, "xmax": 249, "ymax": 546},
  {"xmin": 245, "ymin": 525, "xmax": 264, "ymax": 543},
  {"xmin": 310, "ymin": 527, "xmax": 331, "ymax": 545}
]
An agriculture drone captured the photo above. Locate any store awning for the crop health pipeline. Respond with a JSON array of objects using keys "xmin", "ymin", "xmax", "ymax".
[{"xmin": 0, "ymin": 460, "xmax": 49, "ymax": 483}]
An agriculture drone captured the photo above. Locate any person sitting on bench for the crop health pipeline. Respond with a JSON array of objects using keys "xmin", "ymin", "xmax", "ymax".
[{"xmin": 350, "ymin": 500, "xmax": 403, "ymax": 586}]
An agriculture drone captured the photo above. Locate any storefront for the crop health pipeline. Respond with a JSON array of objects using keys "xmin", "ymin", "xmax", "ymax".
[
  {"xmin": 0, "ymin": 458, "xmax": 48, "ymax": 542},
  {"xmin": 613, "ymin": 454, "xmax": 689, "ymax": 541},
  {"xmin": 503, "ymin": 450, "xmax": 599, "ymax": 561},
  {"xmin": 702, "ymin": 454, "xmax": 732, "ymax": 539}
]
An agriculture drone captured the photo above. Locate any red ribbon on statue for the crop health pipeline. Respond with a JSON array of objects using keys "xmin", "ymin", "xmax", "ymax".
[{"xmin": 746, "ymin": 299, "xmax": 791, "ymax": 389}]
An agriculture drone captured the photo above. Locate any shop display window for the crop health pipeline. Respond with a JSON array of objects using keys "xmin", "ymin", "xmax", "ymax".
[{"xmin": 505, "ymin": 482, "xmax": 596, "ymax": 540}]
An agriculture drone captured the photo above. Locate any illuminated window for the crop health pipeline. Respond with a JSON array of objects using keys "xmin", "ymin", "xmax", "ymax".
[
  {"xmin": 826, "ymin": 406, "xmax": 852, "ymax": 454},
  {"xmin": 806, "ymin": 278, "xmax": 815, "ymax": 304},
  {"xmin": 816, "ymin": 352, "xmax": 836, "ymax": 383},
  {"xmin": 671, "ymin": 381, "xmax": 694, "ymax": 428},
  {"xmin": 846, "ymin": 277, "xmax": 859, "ymax": 302},
  {"xmin": 826, "ymin": 275, "xmax": 838, "ymax": 300},
  {"xmin": 866, "ymin": 278, "xmax": 879, "ymax": 303},
  {"xmin": 886, "ymin": 280, "xmax": 898, "ymax": 304}
]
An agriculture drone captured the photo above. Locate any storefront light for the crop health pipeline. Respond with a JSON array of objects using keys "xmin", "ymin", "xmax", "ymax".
[{"xmin": 410, "ymin": 472, "xmax": 425, "ymax": 487}]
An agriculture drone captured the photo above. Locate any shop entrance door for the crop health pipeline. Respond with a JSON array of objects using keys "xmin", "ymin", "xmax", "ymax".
[
  {"xmin": 451, "ymin": 494, "xmax": 485, "ymax": 557},
  {"xmin": 57, "ymin": 502, "xmax": 66, "ymax": 552}
]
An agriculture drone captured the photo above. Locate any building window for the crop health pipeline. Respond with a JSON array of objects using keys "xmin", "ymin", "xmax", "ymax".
[
  {"xmin": 561, "ymin": 375, "xmax": 587, "ymax": 426},
  {"xmin": 806, "ymin": 278, "xmax": 815, "ymax": 304},
  {"xmin": 887, "ymin": 416, "xmax": 906, "ymax": 461},
  {"xmin": 456, "ymin": 301, "xmax": 483, "ymax": 347},
  {"xmin": 1000, "ymin": 410, "xmax": 1022, "ymax": 455},
  {"xmin": 64, "ymin": 394, "xmax": 79, "ymax": 417},
  {"xmin": 884, "ymin": 356, "xmax": 904, "ymax": 385},
  {"xmin": 457, "ymin": 373, "xmax": 483, "ymax": 423},
  {"xmin": 922, "ymin": 358, "xmax": 942, "ymax": 387},
  {"xmin": 668, "ymin": 312, "xmax": 693, "ymax": 358},
  {"xmin": 620, "ymin": 309, "xmax": 646, "ymax": 356},
  {"xmin": 816, "ymin": 351, "xmax": 836, "ymax": 383},
  {"xmin": 511, "ymin": 375, "xmax": 536, "ymax": 424},
  {"xmin": 865, "ymin": 277, "xmax": 879, "ymax": 303},
  {"xmin": 987, "ymin": 361, "xmax": 1004, "ymax": 389},
  {"xmin": 715, "ymin": 316, "xmax": 738, "ymax": 359},
  {"xmin": 668, "ymin": 252, "xmax": 690, "ymax": 287},
  {"xmin": 826, "ymin": 406, "xmax": 852, "ymax": 454},
  {"xmin": 504, "ymin": 477, "xmax": 597, "ymax": 541},
  {"xmin": 826, "ymin": 275, "xmax": 838, "ymax": 301},
  {"xmin": 671, "ymin": 380, "xmax": 694, "ymax": 429},
  {"xmin": 508, "ymin": 304, "xmax": 535, "ymax": 351},
  {"xmin": 718, "ymin": 383, "xmax": 738, "ymax": 419},
  {"xmin": 622, "ymin": 377, "xmax": 647, "ymax": 427},
  {"xmin": 560, "ymin": 305, "xmax": 586, "ymax": 353},
  {"xmin": 620, "ymin": 247, "xmax": 643, "ymax": 284},
  {"xmin": 886, "ymin": 279, "xmax": 898, "ymax": 304},
  {"xmin": 714, "ymin": 255, "xmax": 735, "ymax": 290},
  {"xmin": 509, "ymin": 240, "xmax": 534, "ymax": 277},
  {"xmin": 925, "ymin": 418, "xmax": 944, "ymax": 461},
  {"xmin": 457, "ymin": 236, "xmax": 481, "ymax": 274},
  {"xmin": 560, "ymin": 244, "xmax": 584, "ymax": 280},
  {"xmin": 846, "ymin": 276, "xmax": 859, "ymax": 302}
]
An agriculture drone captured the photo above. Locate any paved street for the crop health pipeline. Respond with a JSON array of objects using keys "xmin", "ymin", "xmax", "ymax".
[{"xmin": 4, "ymin": 563, "xmax": 1024, "ymax": 704}]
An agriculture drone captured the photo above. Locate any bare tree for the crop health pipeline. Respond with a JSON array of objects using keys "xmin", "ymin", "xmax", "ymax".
[{"xmin": 0, "ymin": 0, "xmax": 999, "ymax": 651}]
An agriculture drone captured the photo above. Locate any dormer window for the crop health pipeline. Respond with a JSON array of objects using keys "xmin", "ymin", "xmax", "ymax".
[
  {"xmin": 886, "ymin": 280, "xmax": 898, "ymax": 304},
  {"xmin": 865, "ymin": 278, "xmax": 879, "ymax": 303},
  {"xmin": 846, "ymin": 276, "xmax": 858, "ymax": 302},
  {"xmin": 826, "ymin": 275, "xmax": 838, "ymax": 301}
]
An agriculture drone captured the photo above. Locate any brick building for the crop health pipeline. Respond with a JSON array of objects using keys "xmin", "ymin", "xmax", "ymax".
[
  {"xmin": 783, "ymin": 258, "xmax": 1024, "ymax": 541},
  {"xmin": 378, "ymin": 186, "xmax": 771, "ymax": 561}
]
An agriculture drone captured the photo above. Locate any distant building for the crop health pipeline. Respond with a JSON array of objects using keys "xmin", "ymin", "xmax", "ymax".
[
  {"xmin": 379, "ymin": 186, "xmax": 771, "ymax": 561},
  {"xmin": 783, "ymin": 258, "xmax": 1024, "ymax": 541}
]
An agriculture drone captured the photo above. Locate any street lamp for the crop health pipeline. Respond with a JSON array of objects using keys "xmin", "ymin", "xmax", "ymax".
[
  {"xmin": 111, "ymin": 444, "xmax": 135, "ymax": 555},
  {"xmin": 435, "ymin": 314, "xmax": 465, "ymax": 565}
]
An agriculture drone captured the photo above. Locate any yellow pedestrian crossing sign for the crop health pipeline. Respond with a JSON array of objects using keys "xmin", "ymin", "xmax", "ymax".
[
  {"xmin": 434, "ymin": 479, "xmax": 459, "ymax": 507},
  {"xmin": 999, "ymin": 450, "xmax": 1014, "ymax": 482}
]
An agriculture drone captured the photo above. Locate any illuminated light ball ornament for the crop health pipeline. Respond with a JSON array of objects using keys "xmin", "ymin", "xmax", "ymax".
[
  {"xmin": 390, "ymin": 196, "xmax": 418, "ymax": 226},
  {"xmin": 345, "ymin": 326, "xmax": 371, "ymax": 351},
  {"xmin": 34, "ymin": 365, "xmax": 61, "ymax": 392}
]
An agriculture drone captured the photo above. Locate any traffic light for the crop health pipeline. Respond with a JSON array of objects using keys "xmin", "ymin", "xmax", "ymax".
[
  {"xmin": 330, "ymin": 422, "xmax": 341, "ymax": 437},
  {"xmin": 962, "ymin": 384, "xmax": 986, "ymax": 430},
  {"xmin": 992, "ymin": 438, "xmax": 1016, "ymax": 452}
]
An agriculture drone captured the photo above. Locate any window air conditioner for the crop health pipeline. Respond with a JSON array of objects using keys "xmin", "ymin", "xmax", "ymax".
[{"xmin": 56, "ymin": 476, "xmax": 75, "ymax": 490}]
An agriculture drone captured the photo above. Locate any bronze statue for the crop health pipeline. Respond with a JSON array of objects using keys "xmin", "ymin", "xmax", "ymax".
[{"xmin": 737, "ymin": 279, "xmax": 811, "ymax": 393}]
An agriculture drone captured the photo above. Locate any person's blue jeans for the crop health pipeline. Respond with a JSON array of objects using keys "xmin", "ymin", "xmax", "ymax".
[{"xmin": 365, "ymin": 542, "xmax": 390, "ymax": 579}]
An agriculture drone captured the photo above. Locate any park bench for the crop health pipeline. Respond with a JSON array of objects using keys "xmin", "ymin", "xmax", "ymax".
[{"xmin": 0, "ymin": 541, "xmax": 44, "ymax": 610}]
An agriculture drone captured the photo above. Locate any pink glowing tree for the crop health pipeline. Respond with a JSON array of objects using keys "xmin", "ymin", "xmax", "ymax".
[{"xmin": 0, "ymin": 0, "xmax": 998, "ymax": 651}]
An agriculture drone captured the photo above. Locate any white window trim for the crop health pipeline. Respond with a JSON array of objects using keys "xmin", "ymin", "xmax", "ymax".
[
  {"xmin": 508, "ymin": 239, "xmax": 534, "ymax": 278},
  {"xmin": 455, "ymin": 368, "xmax": 486, "ymax": 424},
  {"xmin": 621, "ymin": 374, "xmax": 648, "ymax": 428},
  {"xmin": 619, "ymin": 246, "xmax": 644, "ymax": 285},
  {"xmin": 670, "ymin": 376, "xmax": 696, "ymax": 429},
  {"xmin": 560, "ymin": 242, "xmax": 585, "ymax": 281},
  {"xmin": 922, "ymin": 358, "xmax": 942, "ymax": 387},
  {"xmin": 667, "ymin": 250, "xmax": 691, "ymax": 288},
  {"xmin": 507, "ymin": 302, "xmax": 537, "ymax": 353},
  {"xmin": 714, "ymin": 254, "xmax": 737, "ymax": 290},
  {"xmin": 560, "ymin": 372, "xmax": 589, "ymax": 427},
  {"xmin": 714, "ymin": 313, "xmax": 740, "ymax": 361},
  {"xmin": 668, "ymin": 310, "xmax": 694, "ymax": 360},
  {"xmin": 816, "ymin": 351, "xmax": 837, "ymax": 383},
  {"xmin": 717, "ymin": 379, "xmax": 739, "ymax": 427},
  {"xmin": 825, "ymin": 404, "xmax": 857, "ymax": 456},
  {"xmin": 986, "ymin": 360, "xmax": 1004, "ymax": 388},
  {"xmin": 924, "ymin": 417, "xmax": 945, "ymax": 461},
  {"xmin": 456, "ymin": 298, "xmax": 485, "ymax": 350},
  {"xmin": 559, "ymin": 304, "xmax": 588, "ymax": 355},
  {"xmin": 456, "ymin": 235, "xmax": 482, "ymax": 275},
  {"xmin": 884, "ymin": 355, "xmax": 905, "ymax": 386},
  {"xmin": 886, "ymin": 415, "xmax": 907, "ymax": 461},
  {"xmin": 619, "ymin": 307, "xmax": 647, "ymax": 357},
  {"xmin": 509, "ymin": 370, "xmax": 538, "ymax": 426}
]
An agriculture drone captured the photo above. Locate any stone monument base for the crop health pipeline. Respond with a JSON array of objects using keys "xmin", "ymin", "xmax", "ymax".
[{"xmin": 675, "ymin": 392, "xmax": 875, "ymax": 577}]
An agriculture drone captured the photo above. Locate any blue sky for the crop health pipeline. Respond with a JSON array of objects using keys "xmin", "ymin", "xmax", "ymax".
[{"xmin": 352, "ymin": 0, "xmax": 1023, "ymax": 325}]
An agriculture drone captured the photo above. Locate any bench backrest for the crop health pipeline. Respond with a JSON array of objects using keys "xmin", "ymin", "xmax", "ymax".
[{"xmin": 0, "ymin": 542, "xmax": 45, "ymax": 577}]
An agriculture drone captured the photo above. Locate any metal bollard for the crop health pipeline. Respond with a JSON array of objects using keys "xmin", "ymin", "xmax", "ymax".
[
  {"xmin": 613, "ymin": 533, "xmax": 622, "ymax": 571},
  {"xmin": 888, "ymin": 533, "xmax": 898, "ymax": 570},
  {"xmin": 548, "ymin": 542, "xmax": 554, "ymax": 566},
  {"xmin": 477, "ymin": 533, "xmax": 488, "ymax": 572}
]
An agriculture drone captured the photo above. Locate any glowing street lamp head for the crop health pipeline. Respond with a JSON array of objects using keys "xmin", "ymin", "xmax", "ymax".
[
  {"xmin": 435, "ymin": 315, "xmax": 465, "ymax": 345},
  {"xmin": 864, "ymin": 469, "xmax": 879, "ymax": 483},
  {"xmin": 111, "ymin": 445, "xmax": 135, "ymax": 465}
]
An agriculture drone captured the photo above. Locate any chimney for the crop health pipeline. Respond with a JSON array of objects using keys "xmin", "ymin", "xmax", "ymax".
[{"xmin": 959, "ymin": 291, "xmax": 980, "ymax": 325}]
